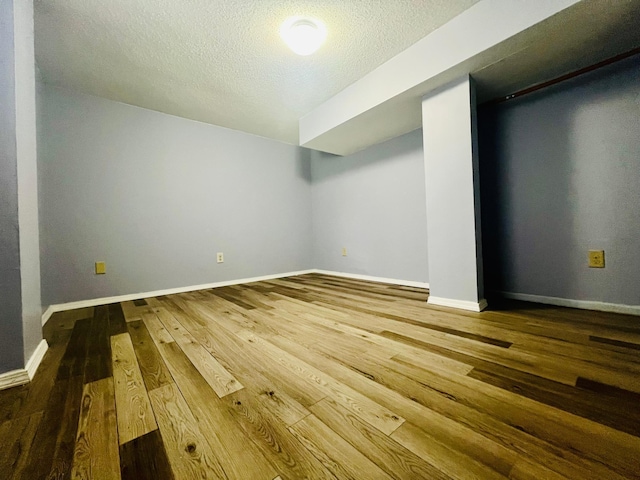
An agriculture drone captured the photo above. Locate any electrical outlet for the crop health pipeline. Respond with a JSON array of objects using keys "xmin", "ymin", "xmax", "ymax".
[
  {"xmin": 342, "ymin": 247, "xmax": 347, "ymax": 256},
  {"xmin": 95, "ymin": 261, "xmax": 106, "ymax": 274},
  {"xmin": 217, "ymin": 252, "xmax": 224, "ymax": 263},
  {"xmin": 588, "ymin": 250, "xmax": 605, "ymax": 268}
]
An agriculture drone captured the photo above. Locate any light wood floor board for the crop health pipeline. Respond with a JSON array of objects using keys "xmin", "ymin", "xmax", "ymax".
[
  {"xmin": 111, "ymin": 333, "xmax": 158, "ymax": 445},
  {"xmin": 1, "ymin": 273, "xmax": 639, "ymax": 479},
  {"xmin": 149, "ymin": 383, "xmax": 227, "ymax": 479},
  {"xmin": 155, "ymin": 307, "xmax": 244, "ymax": 398},
  {"xmin": 288, "ymin": 413, "xmax": 394, "ymax": 480},
  {"xmin": 71, "ymin": 378, "xmax": 120, "ymax": 480}
]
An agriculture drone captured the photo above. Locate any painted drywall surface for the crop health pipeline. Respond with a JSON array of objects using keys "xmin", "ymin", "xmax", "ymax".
[
  {"xmin": 422, "ymin": 76, "xmax": 483, "ymax": 303},
  {"xmin": 479, "ymin": 55, "xmax": 640, "ymax": 306},
  {"xmin": 310, "ymin": 129, "xmax": 428, "ymax": 283},
  {"xmin": 14, "ymin": 0, "xmax": 42, "ymax": 364},
  {"xmin": 0, "ymin": 0, "xmax": 25, "ymax": 372},
  {"xmin": 38, "ymin": 86, "xmax": 313, "ymax": 306}
]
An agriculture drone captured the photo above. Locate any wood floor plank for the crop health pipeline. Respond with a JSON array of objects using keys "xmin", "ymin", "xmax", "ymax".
[
  {"xmin": 149, "ymin": 383, "xmax": 228, "ymax": 479},
  {"xmin": 277, "ymin": 324, "xmax": 629, "ymax": 480},
  {"xmin": 0, "ymin": 412, "xmax": 42, "ymax": 479},
  {"xmin": 119, "ymin": 430, "xmax": 174, "ymax": 480},
  {"xmin": 19, "ymin": 378, "xmax": 76, "ymax": 478},
  {"xmin": 34, "ymin": 375, "xmax": 85, "ymax": 480},
  {"xmin": 71, "ymin": 378, "xmax": 120, "ymax": 480},
  {"xmin": 188, "ymin": 301, "xmax": 327, "ymax": 408},
  {"xmin": 469, "ymin": 367, "xmax": 640, "ymax": 437},
  {"xmin": 388, "ymin": 355, "xmax": 640, "ymax": 479},
  {"xmin": 210, "ymin": 287, "xmax": 257, "ymax": 311},
  {"xmin": 141, "ymin": 312, "xmax": 175, "ymax": 346},
  {"xmin": 267, "ymin": 331, "xmax": 520, "ymax": 478},
  {"xmin": 127, "ymin": 320, "xmax": 173, "ymax": 391},
  {"xmin": 108, "ymin": 303, "xmax": 128, "ymax": 336},
  {"xmin": 224, "ymin": 388, "xmax": 335, "ymax": 479},
  {"xmin": 288, "ymin": 413, "xmax": 393, "ymax": 480},
  {"xmin": 258, "ymin": 299, "xmax": 474, "ymax": 376},
  {"xmin": 84, "ymin": 305, "xmax": 112, "ymax": 384},
  {"xmin": 57, "ymin": 317, "xmax": 93, "ymax": 380},
  {"xmin": 0, "ymin": 385, "xmax": 29, "ymax": 423},
  {"xmin": 122, "ymin": 300, "xmax": 156, "ymax": 323},
  {"xmin": 190, "ymin": 323, "xmax": 311, "ymax": 426},
  {"xmin": 111, "ymin": 333, "xmax": 158, "ymax": 445},
  {"xmin": 155, "ymin": 307, "xmax": 244, "ymax": 398},
  {"xmin": 43, "ymin": 307, "xmax": 94, "ymax": 339},
  {"xmin": 390, "ymin": 421, "xmax": 508, "ymax": 479},
  {"xmin": 310, "ymin": 398, "xmax": 451, "ymax": 480},
  {"xmin": 149, "ymin": 337, "xmax": 278, "ymax": 480},
  {"xmin": 381, "ymin": 329, "xmax": 581, "ymax": 386},
  {"xmin": 590, "ymin": 335, "xmax": 640, "ymax": 350},
  {"xmin": 18, "ymin": 273, "xmax": 640, "ymax": 480},
  {"xmin": 235, "ymin": 329, "xmax": 405, "ymax": 436}
]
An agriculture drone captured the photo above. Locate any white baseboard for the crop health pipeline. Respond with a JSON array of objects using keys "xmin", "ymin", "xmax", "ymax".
[
  {"xmin": 313, "ymin": 270, "xmax": 429, "ymax": 289},
  {"xmin": 0, "ymin": 369, "xmax": 30, "ymax": 391},
  {"xmin": 42, "ymin": 305, "xmax": 56, "ymax": 326},
  {"xmin": 26, "ymin": 339, "xmax": 49, "ymax": 380},
  {"xmin": 41, "ymin": 269, "xmax": 316, "ymax": 326},
  {"xmin": 500, "ymin": 291, "xmax": 640, "ymax": 316},
  {"xmin": 0, "ymin": 339, "xmax": 49, "ymax": 391},
  {"xmin": 427, "ymin": 296, "xmax": 488, "ymax": 312}
]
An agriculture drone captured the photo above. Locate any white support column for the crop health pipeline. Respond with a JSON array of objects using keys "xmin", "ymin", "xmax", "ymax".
[{"xmin": 422, "ymin": 75, "xmax": 486, "ymax": 312}]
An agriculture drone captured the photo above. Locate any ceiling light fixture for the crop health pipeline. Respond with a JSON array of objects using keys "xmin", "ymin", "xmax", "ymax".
[{"xmin": 280, "ymin": 16, "xmax": 327, "ymax": 56}]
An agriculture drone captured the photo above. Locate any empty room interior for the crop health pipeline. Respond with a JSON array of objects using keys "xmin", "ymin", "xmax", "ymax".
[{"xmin": 2, "ymin": 0, "xmax": 640, "ymax": 478}]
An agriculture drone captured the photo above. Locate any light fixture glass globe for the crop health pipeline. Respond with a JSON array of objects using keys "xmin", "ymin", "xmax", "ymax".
[{"xmin": 280, "ymin": 17, "xmax": 327, "ymax": 56}]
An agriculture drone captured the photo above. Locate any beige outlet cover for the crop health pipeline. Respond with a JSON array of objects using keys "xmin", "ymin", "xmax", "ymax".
[{"xmin": 588, "ymin": 250, "xmax": 605, "ymax": 268}]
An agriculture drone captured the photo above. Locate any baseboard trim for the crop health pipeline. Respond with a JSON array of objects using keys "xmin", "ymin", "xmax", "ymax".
[
  {"xmin": 0, "ymin": 369, "xmax": 30, "ymax": 391},
  {"xmin": 26, "ymin": 339, "xmax": 49, "ymax": 380},
  {"xmin": 427, "ymin": 296, "xmax": 488, "ymax": 312},
  {"xmin": 312, "ymin": 270, "xmax": 429, "ymax": 289},
  {"xmin": 500, "ymin": 291, "xmax": 640, "ymax": 316},
  {"xmin": 41, "ymin": 269, "xmax": 316, "ymax": 326},
  {"xmin": 0, "ymin": 339, "xmax": 49, "ymax": 391},
  {"xmin": 42, "ymin": 305, "xmax": 55, "ymax": 326}
]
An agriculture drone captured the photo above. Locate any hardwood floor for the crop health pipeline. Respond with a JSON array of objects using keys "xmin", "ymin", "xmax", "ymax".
[{"xmin": 2, "ymin": 273, "xmax": 640, "ymax": 479}]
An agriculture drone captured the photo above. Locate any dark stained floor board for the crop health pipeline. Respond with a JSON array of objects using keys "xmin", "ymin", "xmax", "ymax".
[
  {"xmin": 108, "ymin": 303, "xmax": 128, "ymax": 336},
  {"xmin": 11, "ymin": 328, "xmax": 73, "ymax": 422},
  {"xmin": 0, "ymin": 412, "xmax": 42, "ymax": 479},
  {"xmin": 56, "ymin": 317, "xmax": 92, "ymax": 380},
  {"xmin": 84, "ymin": 305, "xmax": 113, "ymax": 384},
  {"xmin": 590, "ymin": 335, "xmax": 640, "ymax": 350},
  {"xmin": 119, "ymin": 430, "xmax": 175, "ymax": 480},
  {"xmin": 21, "ymin": 375, "xmax": 84, "ymax": 479}
]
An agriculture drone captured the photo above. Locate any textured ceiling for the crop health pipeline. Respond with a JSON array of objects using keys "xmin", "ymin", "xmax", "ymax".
[{"xmin": 34, "ymin": 0, "xmax": 480, "ymax": 144}]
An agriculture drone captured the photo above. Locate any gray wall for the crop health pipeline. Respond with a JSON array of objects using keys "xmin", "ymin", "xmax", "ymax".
[
  {"xmin": 479, "ymin": 55, "xmax": 640, "ymax": 306},
  {"xmin": 39, "ymin": 86, "xmax": 313, "ymax": 306},
  {"xmin": 15, "ymin": 0, "xmax": 42, "ymax": 364},
  {"xmin": 0, "ymin": 0, "xmax": 25, "ymax": 372},
  {"xmin": 311, "ymin": 129, "xmax": 428, "ymax": 283}
]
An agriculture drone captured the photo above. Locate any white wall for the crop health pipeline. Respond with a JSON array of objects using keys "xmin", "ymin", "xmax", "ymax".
[
  {"xmin": 38, "ymin": 86, "xmax": 313, "ymax": 306},
  {"xmin": 311, "ymin": 129, "xmax": 428, "ymax": 283},
  {"xmin": 479, "ymin": 56, "xmax": 640, "ymax": 308}
]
